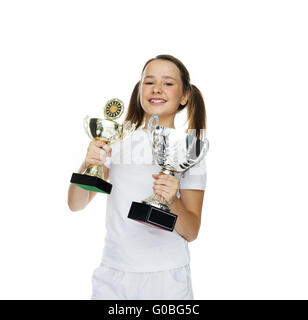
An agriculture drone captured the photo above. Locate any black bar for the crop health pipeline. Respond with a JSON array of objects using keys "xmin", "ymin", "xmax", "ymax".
[
  {"xmin": 128, "ymin": 201, "xmax": 177, "ymax": 231},
  {"xmin": 70, "ymin": 173, "xmax": 112, "ymax": 194}
]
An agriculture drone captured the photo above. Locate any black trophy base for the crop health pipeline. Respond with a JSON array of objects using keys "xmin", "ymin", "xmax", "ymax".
[
  {"xmin": 70, "ymin": 173, "xmax": 112, "ymax": 194},
  {"xmin": 128, "ymin": 201, "xmax": 177, "ymax": 232}
]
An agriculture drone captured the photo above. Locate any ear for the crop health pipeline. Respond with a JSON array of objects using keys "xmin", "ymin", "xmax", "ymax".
[{"xmin": 180, "ymin": 90, "xmax": 190, "ymax": 106}]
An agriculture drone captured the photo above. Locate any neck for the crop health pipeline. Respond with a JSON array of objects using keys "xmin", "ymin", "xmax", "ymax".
[{"xmin": 143, "ymin": 114, "xmax": 176, "ymax": 129}]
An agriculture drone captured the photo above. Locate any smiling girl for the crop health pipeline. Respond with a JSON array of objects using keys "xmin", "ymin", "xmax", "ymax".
[{"xmin": 68, "ymin": 54, "xmax": 207, "ymax": 300}]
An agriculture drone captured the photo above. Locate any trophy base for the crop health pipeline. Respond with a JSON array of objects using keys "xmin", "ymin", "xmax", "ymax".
[
  {"xmin": 127, "ymin": 201, "xmax": 177, "ymax": 232},
  {"xmin": 70, "ymin": 173, "xmax": 112, "ymax": 194}
]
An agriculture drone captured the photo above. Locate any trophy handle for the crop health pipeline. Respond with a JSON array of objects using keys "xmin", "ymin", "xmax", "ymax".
[
  {"xmin": 203, "ymin": 138, "xmax": 209, "ymax": 156},
  {"xmin": 120, "ymin": 121, "xmax": 136, "ymax": 142},
  {"xmin": 148, "ymin": 114, "xmax": 159, "ymax": 132},
  {"xmin": 197, "ymin": 137, "xmax": 209, "ymax": 162},
  {"xmin": 83, "ymin": 115, "xmax": 93, "ymax": 140},
  {"xmin": 188, "ymin": 137, "xmax": 209, "ymax": 171}
]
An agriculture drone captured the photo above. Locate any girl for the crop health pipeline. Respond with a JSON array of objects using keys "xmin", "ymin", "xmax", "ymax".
[{"xmin": 68, "ymin": 54, "xmax": 207, "ymax": 300}]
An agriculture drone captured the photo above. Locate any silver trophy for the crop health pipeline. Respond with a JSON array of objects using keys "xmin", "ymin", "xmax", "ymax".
[
  {"xmin": 128, "ymin": 115, "xmax": 209, "ymax": 231},
  {"xmin": 70, "ymin": 98, "xmax": 135, "ymax": 194}
]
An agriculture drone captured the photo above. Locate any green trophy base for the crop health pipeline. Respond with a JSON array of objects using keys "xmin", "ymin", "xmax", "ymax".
[
  {"xmin": 127, "ymin": 201, "xmax": 177, "ymax": 232},
  {"xmin": 70, "ymin": 173, "xmax": 112, "ymax": 194}
]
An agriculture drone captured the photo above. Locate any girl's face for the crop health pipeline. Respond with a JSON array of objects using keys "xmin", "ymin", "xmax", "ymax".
[{"xmin": 140, "ymin": 59, "xmax": 189, "ymax": 126}]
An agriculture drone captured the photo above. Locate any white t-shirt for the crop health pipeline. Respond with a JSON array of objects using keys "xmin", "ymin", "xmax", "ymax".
[{"xmin": 100, "ymin": 127, "xmax": 207, "ymax": 272}]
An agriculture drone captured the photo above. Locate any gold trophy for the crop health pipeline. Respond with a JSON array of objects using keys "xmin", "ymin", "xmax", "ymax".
[{"xmin": 70, "ymin": 98, "xmax": 135, "ymax": 194}]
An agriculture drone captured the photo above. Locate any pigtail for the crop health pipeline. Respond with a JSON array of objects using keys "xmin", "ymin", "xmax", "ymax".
[
  {"xmin": 186, "ymin": 84, "xmax": 207, "ymax": 139},
  {"xmin": 124, "ymin": 81, "xmax": 145, "ymax": 129}
]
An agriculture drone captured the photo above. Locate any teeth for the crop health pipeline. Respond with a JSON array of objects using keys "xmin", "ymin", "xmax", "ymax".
[{"xmin": 150, "ymin": 99, "xmax": 165, "ymax": 103}]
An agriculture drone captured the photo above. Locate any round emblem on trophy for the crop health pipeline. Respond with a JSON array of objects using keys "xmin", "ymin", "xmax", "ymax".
[{"xmin": 104, "ymin": 98, "xmax": 124, "ymax": 120}]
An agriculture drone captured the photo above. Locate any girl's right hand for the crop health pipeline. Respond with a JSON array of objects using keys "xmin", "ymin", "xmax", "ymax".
[{"xmin": 85, "ymin": 139, "xmax": 112, "ymax": 168}]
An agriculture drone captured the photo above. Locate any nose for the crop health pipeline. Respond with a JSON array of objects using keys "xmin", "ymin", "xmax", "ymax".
[{"xmin": 152, "ymin": 84, "xmax": 162, "ymax": 94}]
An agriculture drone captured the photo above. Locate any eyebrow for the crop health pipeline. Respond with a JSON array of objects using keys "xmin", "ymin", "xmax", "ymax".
[{"xmin": 144, "ymin": 75, "xmax": 177, "ymax": 81}]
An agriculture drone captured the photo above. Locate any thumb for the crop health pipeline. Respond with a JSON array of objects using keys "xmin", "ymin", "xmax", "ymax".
[
  {"xmin": 103, "ymin": 145, "xmax": 112, "ymax": 157},
  {"xmin": 103, "ymin": 145, "xmax": 112, "ymax": 152}
]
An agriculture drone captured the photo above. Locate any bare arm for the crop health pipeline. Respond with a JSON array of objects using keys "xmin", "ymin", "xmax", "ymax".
[
  {"xmin": 68, "ymin": 139, "xmax": 111, "ymax": 212},
  {"xmin": 171, "ymin": 189, "xmax": 204, "ymax": 242},
  {"xmin": 68, "ymin": 161, "xmax": 110, "ymax": 211},
  {"xmin": 152, "ymin": 173, "xmax": 205, "ymax": 242}
]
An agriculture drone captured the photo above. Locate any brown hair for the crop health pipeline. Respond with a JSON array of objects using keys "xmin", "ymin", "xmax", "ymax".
[{"xmin": 125, "ymin": 54, "xmax": 207, "ymax": 137}]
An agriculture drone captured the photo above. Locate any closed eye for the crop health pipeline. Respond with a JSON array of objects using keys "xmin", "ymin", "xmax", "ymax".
[{"xmin": 144, "ymin": 82, "xmax": 174, "ymax": 86}]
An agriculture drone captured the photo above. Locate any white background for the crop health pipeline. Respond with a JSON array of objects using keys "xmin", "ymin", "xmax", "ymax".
[{"xmin": 0, "ymin": 0, "xmax": 307, "ymax": 299}]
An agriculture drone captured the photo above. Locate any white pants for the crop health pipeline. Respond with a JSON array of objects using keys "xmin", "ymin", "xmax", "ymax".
[{"xmin": 91, "ymin": 264, "xmax": 194, "ymax": 300}]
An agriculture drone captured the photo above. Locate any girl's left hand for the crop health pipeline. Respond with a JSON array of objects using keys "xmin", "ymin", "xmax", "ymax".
[{"xmin": 152, "ymin": 173, "xmax": 180, "ymax": 205}]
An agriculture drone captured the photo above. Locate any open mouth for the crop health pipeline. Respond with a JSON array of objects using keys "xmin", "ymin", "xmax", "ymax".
[{"xmin": 148, "ymin": 98, "xmax": 167, "ymax": 105}]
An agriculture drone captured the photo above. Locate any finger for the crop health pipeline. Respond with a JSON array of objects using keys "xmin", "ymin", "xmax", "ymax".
[
  {"xmin": 91, "ymin": 142, "xmax": 108, "ymax": 154},
  {"xmin": 153, "ymin": 188, "xmax": 164, "ymax": 197},
  {"xmin": 160, "ymin": 191, "xmax": 170, "ymax": 201},
  {"xmin": 103, "ymin": 145, "xmax": 112, "ymax": 157},
  {"xmin": 88, "ymin": 143, "xmax": 101, "ymax": 155},
  {"xmin": 153, "ymin": 189, "xmax": 169, "ymax": 202},
  {"xmin": 87, "ymin": 152, "xmax": 105, "ymax": 163},
  {"xmin": 153, "ymin": 185, "xmax": 171, "ymax": 194},
  {"xmin": 153, "ymin": 173, "xmax": 173, "ymax": 180},
  {"xmin": 86, "ymin": 158, "xmax": 104, "ymax": 167},
  {"xmin": 92, "ymin": 139, "xmax": 107, "ymax": 148},
  {"xmin": 154, "ymin": 177, "xmax": 179, "ymax": 187},
  {"xmin": 92, "ymin": 141, "xmax": 112, "ymax": 157},
  {"xmin": 103, "ymin": 145, "xmax": 112, "ymax": 152},
  {"xmin": 99, "ymin": 149, "xmax": 107, "ymax": 161},
  {"xmin": 154, "ymin": 180, "xmax": 175, "ymax": 187},
  {"xmin": 152, "ymin": 174, "xmax": 159, "ymax": 179},
  {"xmin": 155, "ymin": 174, "xmax": 176, "ymax": 182},
  {"xmin": 166, "ymin": 174, "xmax": 178, "ymax": 182},
  {"xmin": 88, "ymin": 148, "xmax": 102, "ymax": 159}
]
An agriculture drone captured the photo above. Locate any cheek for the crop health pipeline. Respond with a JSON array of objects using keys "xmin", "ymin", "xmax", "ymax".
[
  {"xmin": 140, "ymin": 87, "xmax": 151, "ymax": 111},
  {"xmin": 141, "ymin": 86, "xmax": 150, "ymax": 102},
  {"xmin": 168, "ymin": 87, "xmax": 182, "ymax": 101}
]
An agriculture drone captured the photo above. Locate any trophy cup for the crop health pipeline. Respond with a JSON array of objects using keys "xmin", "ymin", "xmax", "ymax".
[
  {"xmin": 128, "ymin": 115, "xmax": 209, "ymax": 231},
  {"xmin": 70, "ymin": 98, "xmax": 135, "ymax": 194}
]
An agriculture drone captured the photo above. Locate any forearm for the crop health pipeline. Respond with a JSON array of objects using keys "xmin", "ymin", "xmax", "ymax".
[
  {"xmin": 67, "ymin": 161, "xmax": 90, "ymax": 211},
  {"xmin": 170, "ymin": 197, "xmax": 200, "ymax": 242}
]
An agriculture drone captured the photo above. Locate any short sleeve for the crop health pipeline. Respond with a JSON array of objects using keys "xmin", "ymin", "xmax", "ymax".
[
  {"xmin": 104, "ymin": 156, "xmax": 112, "ymax": 169},
  {"xmin": 178, "ymin": 156, "xmax": 207, "ymax": 190}
]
